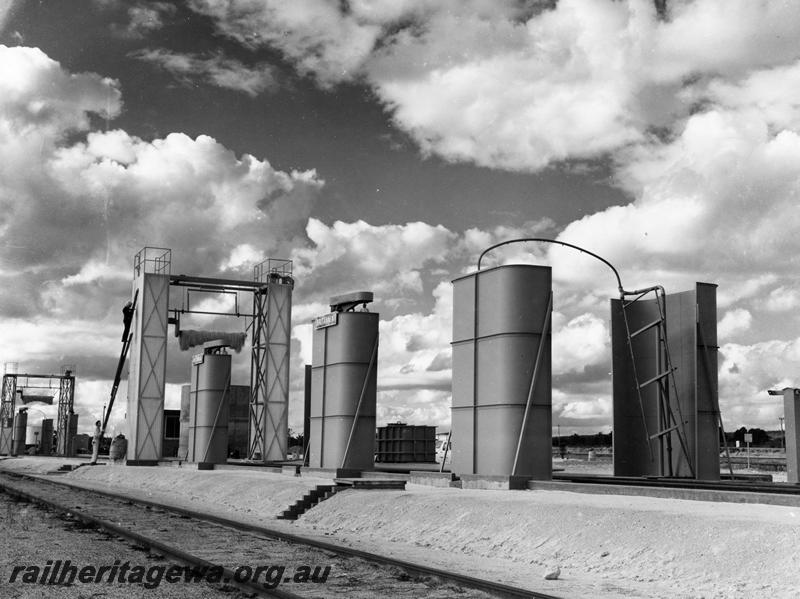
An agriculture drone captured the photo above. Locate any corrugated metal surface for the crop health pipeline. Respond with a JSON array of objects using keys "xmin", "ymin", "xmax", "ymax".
[{"xmin": 451, "ymin": 265, "xmax": 552, "ymax": 479}]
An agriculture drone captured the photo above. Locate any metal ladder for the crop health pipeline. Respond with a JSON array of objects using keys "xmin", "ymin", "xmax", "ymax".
[{"xmin": 619, "ymin": 285, "xmax": 695, "ymax": 477}]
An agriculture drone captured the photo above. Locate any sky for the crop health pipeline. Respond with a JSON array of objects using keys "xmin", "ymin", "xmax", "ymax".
[{"xmin": 1, "ymin": 0, "xmax": 799, "ymax": 440}]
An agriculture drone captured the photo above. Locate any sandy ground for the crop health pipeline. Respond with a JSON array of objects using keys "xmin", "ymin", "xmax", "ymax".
[{"xmin": 1, "ymin": 456, "xmax": 798, "ymax": 598}]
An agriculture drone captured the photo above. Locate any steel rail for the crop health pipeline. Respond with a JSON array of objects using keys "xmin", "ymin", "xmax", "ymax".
[
  {"xmin": 552, "ymin": 473, "xmax": 800, "ymax": 496},
  {"xmin": 0, "ymin": 472, "xmax": 299, "ymax": 599},
  {"xmin": 0, "ymin": 471, "xmax": 560, "ymax": 599}
]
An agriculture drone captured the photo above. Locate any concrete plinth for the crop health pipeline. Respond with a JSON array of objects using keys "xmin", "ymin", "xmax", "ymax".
[
  {"xmin": 459, "ymin": 474, "xmax": 531, "ymax": 490},
  {"xmin": 301, "ymin": 467, "xmax": 362, "ymax": 479}
]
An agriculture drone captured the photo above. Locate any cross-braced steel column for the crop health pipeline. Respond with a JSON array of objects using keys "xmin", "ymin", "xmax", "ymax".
[
  {"xmin": 56, "ymin": 373, "xmax": 75, "ymax": 456},
  {"xmin": 126, "ymin": 248, "xmax": 170, "ymax": 465},
  {"xmin": 248, "ymin": 261, "xmax": 293, "ymax": 463},
  {"xmin": 0, "ymin": 375, "xmax": 16, "ymax": 455}
]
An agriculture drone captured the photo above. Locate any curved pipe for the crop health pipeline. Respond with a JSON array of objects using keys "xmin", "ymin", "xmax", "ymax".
[{"xmin": 477, "ymin": 237, "xmax": 624, "ymax": 295}]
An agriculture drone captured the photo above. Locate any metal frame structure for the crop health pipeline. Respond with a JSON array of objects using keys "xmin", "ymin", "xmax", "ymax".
[
  {"xmin": 125, "ymin": 248, "xmax": 293, "ymax": 465},
  {"xmin": 477, "ymin": 238, "xmax": 723, "ymax": 479},
  {"xmin": 248, "ymin": 259, "xmax": 294, "ymax": 462},
  {"xmin": 0, "ymin": 369, "xmax": 75, "ymax": 456}
]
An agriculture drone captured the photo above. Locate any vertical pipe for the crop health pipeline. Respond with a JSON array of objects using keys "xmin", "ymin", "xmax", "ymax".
[{"xmin": 303, "ymin": 364, "xmax": 311, "ymax": 461}]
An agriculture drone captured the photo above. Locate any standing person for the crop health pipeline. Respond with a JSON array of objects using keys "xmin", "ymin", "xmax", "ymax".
[{"xmin": 90, "ymin": 420, "xmax": 101, "ymax": 465}]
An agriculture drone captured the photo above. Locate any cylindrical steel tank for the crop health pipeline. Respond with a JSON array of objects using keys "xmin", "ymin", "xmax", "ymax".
[
  {"xmin": 178, "ymin": 384, "xmax": 190, "ymax": 460},
  {"xmin": 451, "ymin": 264, "xmax": 552, "ymax": 479},
  {"xmin": 12, "ymin": 409, "xmax": 28, "ymax": 456},
  {"xmin": 310, "ymin": 309, "xmax": 379, "ymax": 471},
  {"xmin": 188, "ymin": 351, "xmax": 231, "ymax": 464},
  {"xmin": 40, "ymin": 418, "xmax": 53, "ymax": 456}
]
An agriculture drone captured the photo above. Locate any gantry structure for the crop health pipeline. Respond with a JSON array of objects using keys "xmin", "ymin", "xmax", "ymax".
[
  {"xmin": 125, "ymin": 248, "xmax": 293, "ymax": 465},
  {"xmin": 0, "ymin": 368, "xmax": 75, "ymax": 455}
]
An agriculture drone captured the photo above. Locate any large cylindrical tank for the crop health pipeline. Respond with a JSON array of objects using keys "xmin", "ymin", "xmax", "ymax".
[
  {"xmin": 310, "ymin": 309, "xmax": 378, "ymax": 470},
  {"xmin": 451, "ymin": 264, "xmax": 552, "ymax": 479},
  {"xmin": 188, "ymin": 351, "xmax": 231, "ymax": 464},
  {"xmin": 40, "ymin": 418, "xmax": 53, "ymax": 456},
  {"xmin": 178, "ymin": 384, "xmax": 190, "ymax": 460},
  {"xmin": 12, "ymin": 409, "xmax": 28, "ymax": 455}
]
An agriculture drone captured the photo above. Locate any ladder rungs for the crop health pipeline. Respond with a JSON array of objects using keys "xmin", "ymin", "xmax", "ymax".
[
  {"xmin": 649, "ymin": 423, "xmax": 680, "ymax": 440},
  {"xmin": 639, "ymin": 368, "xmax": 675, "ymax": 389},
  {"xmin": 630, "ymin": 318, "xmax": 663, "ymax": 339}
]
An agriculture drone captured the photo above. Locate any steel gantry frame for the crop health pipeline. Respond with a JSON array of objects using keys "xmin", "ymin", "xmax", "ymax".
[
  {"xmin": 125, "ymin": 248, "xmax": 293, "ymax": 465},
  {"xmin": 248, "ymin": 260, "xmax": 293, "ymax": 463},
  {"xmin": 0, "ymin": 369, "xmax": 75, "ymax": 456}
]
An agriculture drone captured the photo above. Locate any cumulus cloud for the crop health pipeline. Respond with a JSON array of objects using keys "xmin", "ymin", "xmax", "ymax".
[
  {"xmin": 719, "ymin": 338, "xmax": 800, "ymax": 428},
  {"xmin": 718, "ymin": 309, "xmax": 753, "ymax": 340},
  {"xmin": 763, "ymin": 286, "xmax": 800, "ymax": 314},
  {"xmin": 132, "ymin": 49, "xmax": 278, "ymax": 96},
  {"xmin": 291, "ymin": 219, "xmax": 456, "ymax": 307},
  {"xmin": 0, "ymin": 45, "xmax": 325, "ymax": 431},
  {"xmin": 187, "ymin": 0, "xmax": 800, "ymax": 173}
]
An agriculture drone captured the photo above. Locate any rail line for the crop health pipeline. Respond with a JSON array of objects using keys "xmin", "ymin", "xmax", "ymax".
[
  {"xmin": 0, "ymin": 471, "xmax": 559, "ymax": 599},
  {"xmin": 552, "ymin": 473, "xmax": 800, "ymax": 496}
]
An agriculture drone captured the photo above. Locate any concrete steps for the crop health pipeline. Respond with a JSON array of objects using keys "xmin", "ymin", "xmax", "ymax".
[{"xmin": 277, "ymin": 484, "xmax": 339, "ymax": 520}]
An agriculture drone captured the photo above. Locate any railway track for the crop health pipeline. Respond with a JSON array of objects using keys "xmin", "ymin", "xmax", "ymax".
[
  {"xmin": 552, "ymin": 473, "xmax": 800, "ymax": 496},
  {"xmin": 0, "ymin": 472, "xmax": 558, "ymax": 599}
]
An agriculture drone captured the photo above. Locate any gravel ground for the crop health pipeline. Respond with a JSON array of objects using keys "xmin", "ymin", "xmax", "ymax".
[{"xmin": 0, "ymin": 494, "xmax": 253, "ymax": 599}]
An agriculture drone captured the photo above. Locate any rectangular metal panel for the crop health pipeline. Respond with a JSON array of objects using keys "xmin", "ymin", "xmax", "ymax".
[
  {"xmin": 313, "ymin": 365, "xmax": 377, "ymax": 417},
  {"xmin": 40, "ymin": 418, "xmax": 53, "ymax": 456},
  {"xmin": 226, "ymin": 385, "xmax": 249, "ymax": 459},
  {"xmin": 611, "ymin": 298, "xmax": 662, "ymax": 476},
  {"xmin": 665, "ymin": 289, "xmax": 697, "ymax": 477},
  {"xmin": 693, "ymin": 283, "xmax": 720, "ymax": 480},
  {"xmin": 451, "ymin": 343, "xmax": 475, "ymax": 408},
  {"xmin": 785, "ymin": 388, "xmax": 800, "ymax": 484},
  {"xmin": 476, "ymin": 336, "xmax": 539, "ymax": 406},
  {"xmin": 451, "ymin": 408, "xmax": 475, "ymax": 473}
]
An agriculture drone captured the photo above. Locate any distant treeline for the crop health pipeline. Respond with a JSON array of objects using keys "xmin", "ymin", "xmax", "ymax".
[{"xmin": 553, "ymin": 427, "xmax": 783, "ymax": 448}]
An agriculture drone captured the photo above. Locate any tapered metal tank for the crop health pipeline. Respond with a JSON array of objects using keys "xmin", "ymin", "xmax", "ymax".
[
  {"xmin": 12, "ymin": 409, "xmax": 27, "ymax": 455},
  {"xmin": 187, "ymin": 346, "xmax": 231, "ymax": 465},
  {"xmin": 451, "ymin": 265, "xmax": 552, "ymax": 479},
  {"xmin": 309, "ymin": 292, "xmax": 378, "ymax": 471}
]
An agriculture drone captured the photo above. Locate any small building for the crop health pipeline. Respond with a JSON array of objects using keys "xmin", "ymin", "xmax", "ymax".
[{"xmin": 375, "ymin": 422, "xmax": 436, "ymax": 463}]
